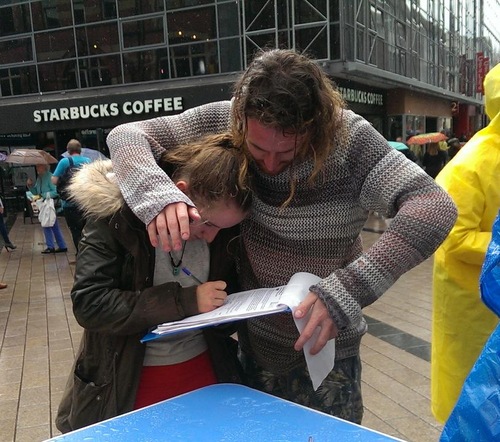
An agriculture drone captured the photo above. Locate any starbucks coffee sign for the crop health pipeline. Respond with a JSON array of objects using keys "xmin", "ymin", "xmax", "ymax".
[{"xmin": 33, "ymin": 97, "xmax": 184, "ymax": 123}]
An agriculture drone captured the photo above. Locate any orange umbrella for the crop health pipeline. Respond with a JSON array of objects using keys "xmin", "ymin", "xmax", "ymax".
[{"xmin": 407, "ymin": 132, "xmax": 448, "ymax": 145}]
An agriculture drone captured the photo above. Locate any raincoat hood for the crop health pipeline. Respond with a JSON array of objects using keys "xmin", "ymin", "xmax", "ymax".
[
  {"xmin": 484, "ymin": 63, "xmax": 500, "ymax": 123},
  {"xmin": 68, "ymin": 159, "xmax": 124, "ymax": 219}
]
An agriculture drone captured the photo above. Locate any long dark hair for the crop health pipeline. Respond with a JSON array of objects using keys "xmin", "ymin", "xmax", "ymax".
[{"xmin": 231, "ymin": 49, "xmax": 345, "ymax": 205}]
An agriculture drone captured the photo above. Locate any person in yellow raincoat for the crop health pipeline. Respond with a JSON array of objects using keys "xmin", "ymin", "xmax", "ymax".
[{"xmin": 431, "ymin": 63, "xmax": 500, "ymax": 424}]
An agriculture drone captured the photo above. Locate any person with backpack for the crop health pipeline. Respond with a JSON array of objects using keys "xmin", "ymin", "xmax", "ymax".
[{"xmin": 51, "ymin": 139, "xmax": 91, "ymax": 252}]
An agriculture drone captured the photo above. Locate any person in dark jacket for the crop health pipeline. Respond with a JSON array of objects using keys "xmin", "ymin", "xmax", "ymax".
[
  {"xmin": 56, "ymin": 133, "xmax": 252, "ymax": 433},
  {"xmin": 447, "ymin": 137, "xmax": 463, "ymax": 160},
  {"xmin": 423, "ymin": 142, "xmax": 447, "ymax": 178}
]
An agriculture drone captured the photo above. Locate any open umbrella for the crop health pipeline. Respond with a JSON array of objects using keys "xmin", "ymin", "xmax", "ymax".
[
  {"xmin": 5, "ymin": 149, "xmax": 57, "ymax": 165},
  {"xmin": 388, "ymin": 141, "xmax": 409, "ymax": 151},
  {"xmin": 62, "ymin": 147, "xmax": 108, "ymax": 162},
  {"xmin": 407, "ymin": 132, "xmax": 448, "ymax": 145}
]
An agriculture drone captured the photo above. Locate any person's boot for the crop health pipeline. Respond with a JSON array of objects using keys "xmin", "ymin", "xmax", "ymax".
[
  {"xmin": 0, "ymin": 282, "xmax": 7, "ymax": 289},
  {"xmin": 4, "ymin": 243, "xmax": 16, "ymax": 252}
]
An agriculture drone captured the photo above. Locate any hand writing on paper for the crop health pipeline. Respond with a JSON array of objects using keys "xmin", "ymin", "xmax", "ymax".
[
  {"xmin": 147, "ymin": 202, "xmax": 201, "ymax": 251},
  {"xmin": 196, "ymin": 281, "xmax": 228, "ymax": 313},
  {"xmin": 294, "ymin": 292, "xmax": 338, "ymax": 355}
]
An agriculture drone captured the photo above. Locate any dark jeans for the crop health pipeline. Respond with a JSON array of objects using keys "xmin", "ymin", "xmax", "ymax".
[
  {"xmin": 0, "ymin": 214, "xmax": 12, "ymax": 244},
  {"xmin": 63, "ymin": 205, "xmax": 86, "ymax": 251}
]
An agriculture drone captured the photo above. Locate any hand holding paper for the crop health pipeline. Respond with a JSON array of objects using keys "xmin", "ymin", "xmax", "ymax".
[
  {"xmin": 294, "ymin": 292, "xmax": 339, "ymax": 354},
  {"xmin": 274, "ymin": 272, "xmax": 336, "ymax": 390},
  {"xmin": 142, "ymin": 272, "xmax": 336, "ymax": 390}
]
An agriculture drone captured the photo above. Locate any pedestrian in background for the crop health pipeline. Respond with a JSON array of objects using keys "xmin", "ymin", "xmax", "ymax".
[
  {"xmin": 0, "ymin": 197, "xmax": 16, "ymax": 252},
  {"xmin": 27, "ymin": 164, "xmax": 67, "ymax": 254},
  {"xmin": 446, "ymin": 137, "xmax": 462, "ymax": 161},
  {"xmin": 422, "ymin": 142, "xmax": 447, "ymax": 178},
  {"xmin": 431, "ymin": 62, "xmax": 500, "ymax": 424},
  {"xmin": 106, "ymin": 48, "xmax": 457, "ymax": 423},
  {"xmin": 51, "ymin": 139, "xmax": 90, "ymax": 253}
]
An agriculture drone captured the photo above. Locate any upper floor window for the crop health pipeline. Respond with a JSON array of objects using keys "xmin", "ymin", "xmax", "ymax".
[
  {"xmin": 0, "ymin": 4, "xmax": 32, "ymax": 37},
  {"xmin": 32, "ymin": 0, "xmax": 73, "ymax": 31},
  {"xmin": 0, "ymin": 66, "xmax": 38, "ymax": 97},
  {"xmin": 73, "ymin": 0, "xmax": 117, "ymax": 24},
  {"xmin": 118, "ymin": 0, "xmax": 164, "ymax": 18},
  {"xmin": 122, "ymin": 17, "xmax": 165, "ymax": 49},
  {"xmin": 35, "ymin": 29, "xmax": 75, "ymax": 62},
  {"xmin": 0, "ymin": 38, "xmax": 33, "ymax": 64}
]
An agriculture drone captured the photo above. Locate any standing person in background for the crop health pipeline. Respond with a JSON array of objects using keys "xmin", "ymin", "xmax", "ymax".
[
  {"xmin": 106, "ymin": 48, "xmax": 457, "ymax": 423},
  {"xmin": 422, "ymin": 142, "xmax": 447, "ymax": 178},
  {"xmin": 0, "ymin": 195, "xmax": 13, "ymax": 288},
  {"xmin": 438, "ymin": 135, "xmax": 450, "ymax": 163},
  {"xmin": 0, "ymin": 197, "xmax": 16, "ymax": 252},
  {"xmin": 51, "ymin": 139, "xmax": 91, "ymax": 253},
  {"xmin": 446, "ymin": 137, "xmax": 462, "ymax": 161},
  {"xmin": 431, "ymin": 62, "xmax": 500, "ymax": 424},
  {"xmin": 27, "ymin": 164, "xmax": 67, "ymax": 254}
]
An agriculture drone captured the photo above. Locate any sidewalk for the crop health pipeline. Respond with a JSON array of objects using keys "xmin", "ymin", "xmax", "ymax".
[{"xmin": 0, "ymin": 213, "xmax": 443, "ymax": 441}]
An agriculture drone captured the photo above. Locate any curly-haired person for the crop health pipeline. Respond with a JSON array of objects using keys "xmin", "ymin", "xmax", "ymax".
[{"xmin": 106, "ymin": 48, "xmax": 457, "ymax": 423}]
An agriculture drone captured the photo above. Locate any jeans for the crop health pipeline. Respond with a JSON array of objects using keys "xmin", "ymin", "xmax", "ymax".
[
  {"xmin": 43, "ymin": 218, "xmax": 67, "ymax": 249},
  {"xmin": 63, "ymin": 205, "xmax": 86, "ymax": 251},
  {"xmin": 0, "ymin": 215, "xmax": 12, "ymax": 244}
]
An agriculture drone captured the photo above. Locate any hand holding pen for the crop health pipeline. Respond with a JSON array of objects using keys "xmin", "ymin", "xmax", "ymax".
[
  {"xmin": 182, "ymin": 267, "xmax": 203, "ymax": 285},
  {"xmin": 182, "ymin": 267, "xmax": 227, "ymax": 313}
]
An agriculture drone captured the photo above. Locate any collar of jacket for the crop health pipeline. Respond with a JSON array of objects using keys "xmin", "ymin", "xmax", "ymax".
[{"xmin": 109, "ymin": 204, "xmax": 154, "ymax": 261}]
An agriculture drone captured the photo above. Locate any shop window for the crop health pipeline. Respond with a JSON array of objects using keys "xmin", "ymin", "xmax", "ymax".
[
  {"xmin": 388, "ymin": 116, "xmax": 403, "ymax": 141},
  {"xmin": 406, "ymin": 115, "xmax": 425, "ymax": 138},
  {"xmin": 437, "ymin": 117, "xmax": 452, "ymax": 135}
]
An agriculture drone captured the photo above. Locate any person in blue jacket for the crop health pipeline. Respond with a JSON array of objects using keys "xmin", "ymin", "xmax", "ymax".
[
  {"xmin": 27, "ymin": 164, "xmax": 67, "ymax": 254},
  {"xmin": 51, "ymin": 139, "xmax": 91, "ymax": 252}
]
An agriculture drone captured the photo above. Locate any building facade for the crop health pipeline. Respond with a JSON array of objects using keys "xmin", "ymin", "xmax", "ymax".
[{"xmin": 0, "ymin": 0, "xmax": 498, "ymax": 190}]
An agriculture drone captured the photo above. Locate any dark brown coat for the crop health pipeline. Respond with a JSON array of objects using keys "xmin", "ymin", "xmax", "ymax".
[{"xmin": 56, "ymin": 205, "xmax": 243, "ymax": 433}]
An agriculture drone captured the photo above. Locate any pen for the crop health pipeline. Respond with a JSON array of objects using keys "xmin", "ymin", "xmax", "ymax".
[{"xmin": 181, "ymin": 267, "xmax": 203, "ymax": 285}]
